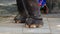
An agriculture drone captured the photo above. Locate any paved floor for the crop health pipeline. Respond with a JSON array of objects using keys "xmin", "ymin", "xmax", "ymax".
[{"xmin": 0, "ymin": 17, "xmax": 60, "ymax": 34}]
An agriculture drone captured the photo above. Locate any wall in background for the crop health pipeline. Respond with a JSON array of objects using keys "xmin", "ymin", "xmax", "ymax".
[
  {"xmin": 0, "ymin": 0, "xmax": 18, "ymax": 16},
  {"xmin": 47, "ymin": 0, "xmax": 60, "ymax": 14}
]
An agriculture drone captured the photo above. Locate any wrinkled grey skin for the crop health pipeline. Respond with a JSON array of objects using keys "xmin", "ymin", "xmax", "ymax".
[{"xmin": 14, "ymin": 0, "xmax": 43, "ymax": 26}]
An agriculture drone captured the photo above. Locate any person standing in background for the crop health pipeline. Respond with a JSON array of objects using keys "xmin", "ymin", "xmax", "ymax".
[{"xmin": 38, "ymin": 0, "xmax": 48, "ymax": 14}]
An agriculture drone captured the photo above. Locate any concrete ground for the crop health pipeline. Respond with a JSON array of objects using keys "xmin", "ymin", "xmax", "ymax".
[{"xmin": 0, "ymin": 15, "xmax": 60, "ymax": 34}]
